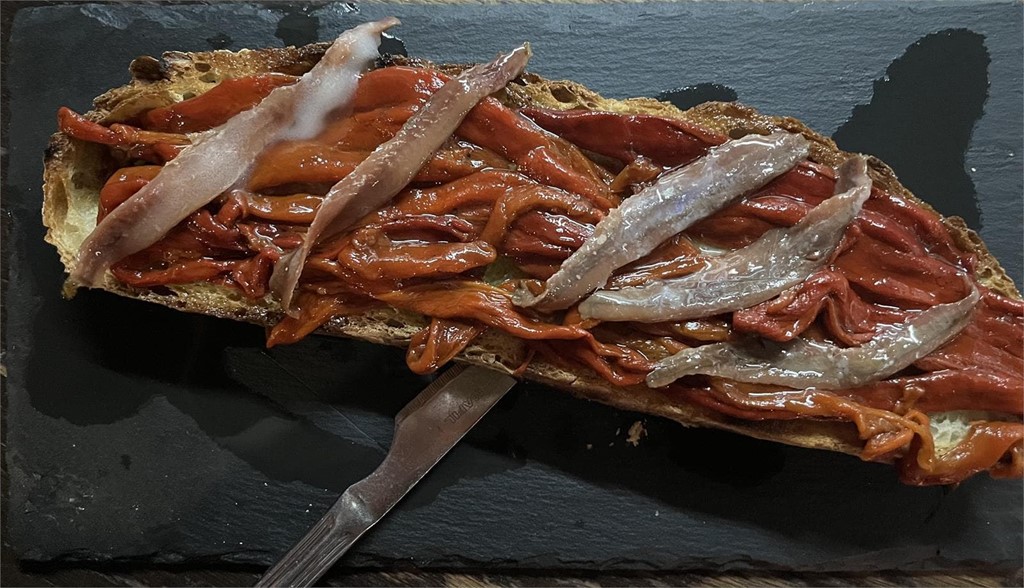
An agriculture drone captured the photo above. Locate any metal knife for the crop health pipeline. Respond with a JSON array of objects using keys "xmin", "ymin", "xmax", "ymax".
[{"xmin": 256, "ymin": 364, "xmax": 517, "ymax": 587}]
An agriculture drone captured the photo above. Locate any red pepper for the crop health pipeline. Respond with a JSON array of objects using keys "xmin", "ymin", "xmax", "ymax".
[{"xmin": 141, "ymin": 73, "xmax": 299, "ymax": 133}]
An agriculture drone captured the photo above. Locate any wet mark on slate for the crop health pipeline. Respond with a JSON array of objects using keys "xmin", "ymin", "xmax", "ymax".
[
  {"xmin": 657, "ymin": 83, "xmax": 738, "ymax": 111},
  {"xmin": 273, "ymin": 5, "xmax": 321, "ymax": 47},
  {"xmin": 240, "ymin": 341, "xmax": 526, "ymax": 502},
  {"xmin": 379, "ymin": 33, "xmax": 409, "ymax": 59},
  {"xmin": 120, "ymin": 454, "xmax": 132, "ymax": 470},
  {"xmin": 833, "ymin": 29, "xmax": 988, "ymax": 230},
  {"xmin": 212, "ymin": 412, "xmax": 384, "ymax": 493},
  {"xmin": 206, "ymin": 33, "xmax": 233, "ymax": 50},
  {"xmin": 27, "ymin": 288, "xmax": 263, "ymax": 430},
  {"xmin": 28, "ymin": 292, "xmax": 168, "ymax": 425}
]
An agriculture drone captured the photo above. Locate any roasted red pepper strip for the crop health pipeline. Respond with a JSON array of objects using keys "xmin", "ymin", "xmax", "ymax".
[
  {"xmin": 336, "ymin": 228, "xmax": 496, "ymax": 282},
  {"xmin": 218, "ymin": 191, "xmax": 324, "ymax": 225},
  {"xmin": 267, "ymin": 291, "xmax": 378, "ymax": 347},
  {"xmin": 248, "ymin": 143, "xmax": 366, "ymax": 192},
  {"xmin": 59, "ymin": 108, "xmax": 187, "ymax": 163},
  {"xmin": 522, "ymin": 107, "xmax": 727, "ymax": 167},
  {"xmin": 534, "ymin": 339, "xmax": 652, "ymax": 386},
  {"xmin": 733, "ymin": 268, "xmax": 903, "ymax": 345},
  {"xmin": 479, "ymin": 184, "xmax": 602, "ymax": 247},
  {"xmin": 502, "ymin": 211, "xmax": 593, "ymax": 263},
  {"xmin": 392, "ymin": 169, "xmax": 535, "ymax": 216},
  {"xmin": 60, "ymin": 108, "xmax": 188, "ymax": 147},
  {"xmin": 459, "ymin": 97, "xmax": 619, "ymax": 210},
  {"xmin": 99, "ymin": 166, "xmax": 162, "ymax": 221},
  {"xmin": 142, "ymin": 73, "xmax": 299, "ymax": 133},
  {"xmin": 900, "ymin": 419, "xmax": 1024, "ymax": 485},
  {"xmin": 376, "ymin": 281, "xmax": 590, "ymax": 341},
  {"xmin": 247, "ymin": 140, "xmax": 510, "ymax": 192},
  {"xmin": 407, "ymin": 319, "xmax": 485, "ymax": 374},
  {"xmin": 231, "ymin": 250, "xmax": 277, "ymax": 299},
  {"xmin": 111, "ymin": 257, "xmax": 235, "ymax": 287}
]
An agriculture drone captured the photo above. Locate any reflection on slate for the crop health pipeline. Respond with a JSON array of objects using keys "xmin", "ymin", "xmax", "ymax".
[
  {"xmin": 4, "ymin": 1, "xmax": 1023, "ymax": 573},
  {"xmin": 833, "ymin": 29, "xmax": 988, "ymax": 230},
  {"xmin": 272, "ymin": 4, "xmax": 325, "ymax": 48}
]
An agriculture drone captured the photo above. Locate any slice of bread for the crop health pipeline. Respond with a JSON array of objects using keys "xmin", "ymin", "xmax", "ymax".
[{"xmin": 42, "ymin": 43, "xmax": 1021, "ymax": 465}]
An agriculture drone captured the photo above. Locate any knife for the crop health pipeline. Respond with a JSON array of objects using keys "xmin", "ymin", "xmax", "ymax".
[{"xmin": 256, "ymin": 364, "xmax": 517, "ymax": 587}]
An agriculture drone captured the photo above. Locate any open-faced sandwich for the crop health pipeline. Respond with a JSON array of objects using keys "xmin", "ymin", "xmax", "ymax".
[{"xmin": 43, "ymin": 19, "xmax": 1023, "ymax": 486}]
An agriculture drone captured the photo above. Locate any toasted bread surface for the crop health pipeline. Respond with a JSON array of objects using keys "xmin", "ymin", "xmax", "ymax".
[{"xmin": 42, "ymin": 44, "xmax": 1022, "ymax": 462}]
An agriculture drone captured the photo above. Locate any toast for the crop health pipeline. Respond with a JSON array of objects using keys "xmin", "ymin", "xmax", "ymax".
[{"xmin": 42, "ymin": 40, "xmax": 1023, "ymax": 484}]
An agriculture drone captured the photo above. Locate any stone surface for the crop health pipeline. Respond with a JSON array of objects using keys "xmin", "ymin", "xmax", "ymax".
[{"xmin": 3, "ymin": 1, "xmax": 1022, "ymax": 573}]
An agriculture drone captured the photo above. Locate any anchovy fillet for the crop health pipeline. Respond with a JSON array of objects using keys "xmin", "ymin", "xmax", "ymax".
[
  {"xmin": 513, "ymin": 132, "xmax": 811, "ymax": 312},
  {"xmin": 646, "ymin": 278, "xmax": 981, "ymax": 389},
  {"xmin": 272, "ymin": 45, "xmax": 533, "ymax": 310},
  {"xmin": 70, "ymin": 20, "xmax": 397, "ymax": 290},
  {"xmin": 580, "ymin": 157, "xmax": 872, "ymax": 322},
  {"xmin": 70, "ymin": 18, "xmax": 398, "ymax": 288}
]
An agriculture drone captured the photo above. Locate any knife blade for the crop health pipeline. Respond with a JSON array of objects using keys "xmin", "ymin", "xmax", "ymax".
[{"xmin": 256, "ymin": 364, "xmax": 517, "ymax": 588}]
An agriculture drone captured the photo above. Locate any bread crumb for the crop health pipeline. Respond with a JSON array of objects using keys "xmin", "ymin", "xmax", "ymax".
[{"xmin": 626, "ymin": 420, "xmax": 647, "ymax": 447}]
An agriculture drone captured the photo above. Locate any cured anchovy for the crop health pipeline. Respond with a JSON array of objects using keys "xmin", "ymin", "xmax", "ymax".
[
  {"xmin": 272, "ymin": 45, "xmax": 532, "ymax": 310},
  {"xmin": 580, "ymin": 157, "xmax": 872, "ymax": 322},
  {"xmin": 646, "ymin": 278, "xmax": 981, "ymax": 389},
  {"xmin": 70, "ymin": 18, "xmax": 398, "ymax": 288},
  {"xmin": 512, "ymin": 132, "xmax": 810, "ymax": 312}
]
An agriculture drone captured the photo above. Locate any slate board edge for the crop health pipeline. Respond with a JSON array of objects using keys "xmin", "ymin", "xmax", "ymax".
[
  {"xmin": 16, "ymin": 550, "xmax": 1024, "ymax": 575},
  {"xmin": 3, "ymin": 0, "xmax": 1022, "ymax": 575}
]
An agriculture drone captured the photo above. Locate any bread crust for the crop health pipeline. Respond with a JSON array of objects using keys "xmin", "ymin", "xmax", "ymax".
[{"xmin": 42, "ymin": 44, "xmax": 1022, "ymax": 463}]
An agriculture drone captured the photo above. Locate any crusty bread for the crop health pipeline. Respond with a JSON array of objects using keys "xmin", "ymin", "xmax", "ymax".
[{"xmin": 42, "ymin": 43, "xmax": 1021, "ymax": 462}]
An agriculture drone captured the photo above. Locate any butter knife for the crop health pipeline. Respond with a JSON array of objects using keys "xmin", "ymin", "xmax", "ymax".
[{"xmin": 256, "ymin": 364, "xmax": 517, "ymax": 587}]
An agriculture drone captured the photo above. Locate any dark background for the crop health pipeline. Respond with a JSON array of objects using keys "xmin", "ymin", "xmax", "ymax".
[{"xmin": 3, "ymin": 1, "xmax": 1022, "ymax": 584}]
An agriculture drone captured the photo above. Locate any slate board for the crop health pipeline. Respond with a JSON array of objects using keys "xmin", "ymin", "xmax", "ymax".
[{"xmin": 3, "ymin": 0, "xmax": 1023, "ymax": 574}]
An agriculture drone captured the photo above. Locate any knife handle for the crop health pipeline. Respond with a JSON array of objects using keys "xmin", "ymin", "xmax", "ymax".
[
  {"xmin": 256, "ymin": 365, "xmax": 516, "ymax": 587},
  {"xmin": 255, "ymin": 476, "xmax": 383, "ymax": 588}
]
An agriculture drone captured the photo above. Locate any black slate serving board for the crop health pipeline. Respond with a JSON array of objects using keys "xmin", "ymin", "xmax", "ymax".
[{"xmin": 3, "ymin": 0, "xmax": 1023, "ymax": 573}]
